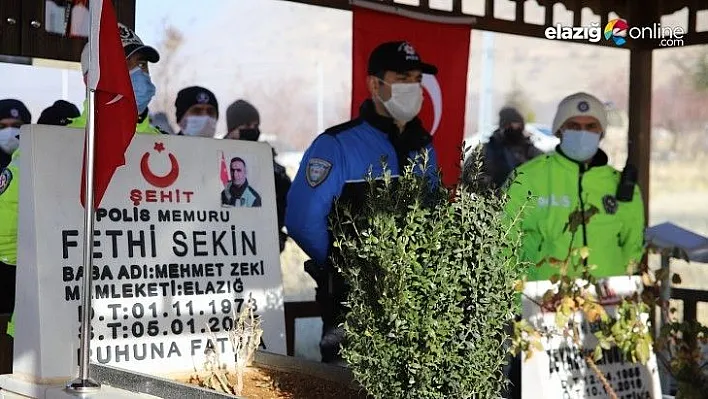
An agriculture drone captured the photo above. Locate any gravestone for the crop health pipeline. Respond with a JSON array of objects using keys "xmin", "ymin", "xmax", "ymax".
[
  {"xmin": 10, "ymin": 125, "xmax": 286, "ymax": 384},
  {"xmin": 521, "ymin": 276, "xmax": 662, "ymax": 399}
]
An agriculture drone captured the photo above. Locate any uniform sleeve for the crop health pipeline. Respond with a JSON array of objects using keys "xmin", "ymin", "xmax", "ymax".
[
  {"xmin": 619, "ymin": 184, "xmax": 645, "ymax": 268},
  {"xmin": 504, "ymin": 165, "xmax": 542, "ymax": 268},
  {"xmin": 285, "ymin": 135, "xmax": 345, "ymax": 266}
]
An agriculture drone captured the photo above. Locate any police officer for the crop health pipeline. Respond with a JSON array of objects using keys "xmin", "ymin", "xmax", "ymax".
[
  {"xmin": 0, "ymin": 99, "xmax": 29, "ymax": 324},
  {"xmin": 506, "ymin": 92, "xmax": 644, "ymax": 280},
  {"xmin": 174, "ymin": 86, "xmax": 219, "ymax": 137},
  {"xmin": 0, "ymin": 99, "xmax": 31, "ymax": 170},
  {"xmin": 69, "ymin": 23, "xmax": 162, "ymax": 135},
  {"xmin": 503, "ymin": 93, "xmax": 645, "ymax": 397},
  {"xmin": 2, "ymin": 100, "xmax": 80, "ymax": 338},
  {"xmin": 286, "ymin": 41, "xmax": 440, "ymax": 364},
  {"xmin": 0, "ymin": 149, "xmax": 19, "ymax": 340}
]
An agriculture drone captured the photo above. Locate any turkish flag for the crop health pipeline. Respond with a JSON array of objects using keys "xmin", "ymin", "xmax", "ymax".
[
  {"xmin": 352, "ymin": 6, "xmax": 471, "ymax": 187},
  {"xmin": 80, "ymin": 0, "xmax": 137, "ymax": 208},
  {"xmin": 220, "ymin": 151, "xmax": 230, "ymax": 187}
]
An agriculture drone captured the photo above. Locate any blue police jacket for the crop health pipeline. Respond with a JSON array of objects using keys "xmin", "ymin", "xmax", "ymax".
[{"xmin": 286, "ymin": 99, "xmax": 439, "ymax": 266}]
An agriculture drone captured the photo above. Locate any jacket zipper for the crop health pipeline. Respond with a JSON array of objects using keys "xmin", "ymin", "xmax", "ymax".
[{"xmin": 577, "ymin": 165, "xmax": 589, "ymax": 266}]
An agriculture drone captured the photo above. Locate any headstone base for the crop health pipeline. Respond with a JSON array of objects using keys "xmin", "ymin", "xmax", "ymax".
[{"xmin": 0, "ymin": 374, "xmax": 150, "ymax": 399}]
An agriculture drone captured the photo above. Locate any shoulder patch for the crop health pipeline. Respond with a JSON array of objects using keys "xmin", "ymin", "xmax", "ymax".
[
  {"xmin": 0, "ymin": 168, "xmax": 13, "ymax": 196},
  {"xmin": 306, "ymin": 158, "xmax": 332, "ymax": 188}
]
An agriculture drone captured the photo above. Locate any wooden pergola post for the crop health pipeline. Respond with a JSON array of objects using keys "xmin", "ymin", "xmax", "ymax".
[
  {"xmin": 626, "ymin": 2, "xmax": 656, "ymax": 223},
  {"xmin": 627, "ymin": 49, "xmax": 652, "ymax": 222}
]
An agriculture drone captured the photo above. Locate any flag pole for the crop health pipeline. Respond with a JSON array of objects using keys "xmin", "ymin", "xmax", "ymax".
[
  {"xmin": 67, "ymin": 0, "xmax": 101, "ymax": 392},
  {"xmin": 66, "ymin": 86, "xmax": 101, "ymax": 395}
]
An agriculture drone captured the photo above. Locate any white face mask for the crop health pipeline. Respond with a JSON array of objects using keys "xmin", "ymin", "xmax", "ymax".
[
  {"xmin": 378, "ymin": 81, "xmax": 423, "ymax": 123},
  {"xmin": 0, "ymin": 127, "xmax": 20, "ymax": 154},
  {"xmin": 559, "ymin": 129, "xmax": 601, "ymax": 162},
  {"xmin": 181, "ymin": 115, "xmax": 217, "ymax": 137}
]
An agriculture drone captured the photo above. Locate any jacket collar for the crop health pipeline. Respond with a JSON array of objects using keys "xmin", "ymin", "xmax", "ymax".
[
  {"xmin": 554, "ymin": 145, "xmax": 609, "ymax": 171},
  {"xmin": 224, "ymin": 180, "xmax": 249, "ymax": 201},
  {"xmin": 0, "ymin": 150, "xmax": 10, "ymax": 167},
  {"xmin": 358, "ymin": 99, "xmax": 432, "ymax": 151}
]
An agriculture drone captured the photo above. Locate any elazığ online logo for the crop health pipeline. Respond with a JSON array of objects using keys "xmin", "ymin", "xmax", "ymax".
[
  {"xmin": 544, "ymin": 18, "xmax": 685, "ymax": 47},
  {"xmin": 604, "ymin": 18, "xmax": 629, "ymax": 46}
]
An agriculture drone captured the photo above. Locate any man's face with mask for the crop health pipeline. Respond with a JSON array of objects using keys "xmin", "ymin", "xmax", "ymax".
[
  {"xmin": 179, "ymin": 104, "xmax": 218, "ymax": 137},
  {"xmin": 368, "ymin": 70, "xmax": 424, "ymax": 124},
  {"xmin": 558, "ymin": 115, "xmax": 603, "ymax": 162},
  {"xmin": 225, "ymin": 121, "xmax": 259, "ymax": 141},
  {"xmin": 126, "ymin": 52, "xmax": 156, "ymax": 116},
  {"xmin": 0, "ymin": 118, "xmax": 23, "ymax": 155}
]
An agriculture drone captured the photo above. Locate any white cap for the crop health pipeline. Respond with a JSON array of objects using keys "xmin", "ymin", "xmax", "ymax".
[{"xmin": 552, "ymin": 92, "xmax": 608, "ymax": 137}]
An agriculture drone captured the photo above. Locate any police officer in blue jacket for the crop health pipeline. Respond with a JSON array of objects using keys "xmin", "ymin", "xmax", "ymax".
[{"xmin": 286, "ymin": 41, "xmax": 440, "ymax": 364}]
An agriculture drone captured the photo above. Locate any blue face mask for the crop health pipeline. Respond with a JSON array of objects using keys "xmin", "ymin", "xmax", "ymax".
[
  {"xmin": 129, "ymin": 67, "xmax": 156, "ymax": 115},
  {"xmin": 560, "ymin": 129, "xmax": 601, "ymax": 162}
]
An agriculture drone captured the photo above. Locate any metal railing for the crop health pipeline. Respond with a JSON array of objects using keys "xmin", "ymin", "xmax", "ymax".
[{"xmin": 668, "ymin": 288, "xmax": 708, "ymax": 324}]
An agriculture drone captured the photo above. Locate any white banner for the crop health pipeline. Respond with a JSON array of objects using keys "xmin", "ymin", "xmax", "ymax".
[
  {"xmin": 13, "ymin": 126, "xmax": 286, "ymax": 380},
  {"xmin": 521, "ymin": 276, "xmax": 662, "ymax": 399}
]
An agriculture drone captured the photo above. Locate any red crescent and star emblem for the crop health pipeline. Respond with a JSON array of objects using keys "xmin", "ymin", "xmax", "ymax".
[{"xmin": 140, "ymin": 142, "xmax": 179, "ymax": 188}]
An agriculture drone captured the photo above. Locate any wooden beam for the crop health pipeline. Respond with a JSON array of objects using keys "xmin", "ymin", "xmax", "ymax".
[
  {"xmin": 688, "ymin": 0, "xmax": 697, "ymax": 36},
  {"xmin": 545, "ymin": 1, "xmax": 554, "ymax": 26},
  {"xmin": 276, "ymin": 0, "xmax": 671, "ymax": 49},
  {"xmin": 485, "ymin": 0, "xmax": 495, "ymax": 18},
  {"xmin": 516, "ymin": 0, "xmax": 525, "ymax": 23},
  {"xmin": 471, "ymin": 17, "xmax": 627, "ymax": 48},
  {"xmin": 627, "ymin": 48, "xmax": 652, "ymax": 222},
  {"xmin": 573, "ymin": 0, "xmax": 582, "ymax": 27},
  {"xmin": 600, "ymin": 0, "xmax": 609, "ymax": 31},
  {"xmin": 452, "ymin": 0, "xmax": 462, "ymax": 13},
  {"xmin": 676, "ymin": 31, "xmax": 708, "ymax": 47}
]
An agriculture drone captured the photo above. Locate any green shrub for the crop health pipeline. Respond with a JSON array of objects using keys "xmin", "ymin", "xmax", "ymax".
[{"xmin": 330, "ymin": 152, "xmax": 524, "ymax": 399}]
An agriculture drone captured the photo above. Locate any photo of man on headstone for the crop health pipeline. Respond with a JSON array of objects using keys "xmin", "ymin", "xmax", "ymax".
[{"xmin": 221, "ymin": 156, "xmax": 262, "ymax": 207}]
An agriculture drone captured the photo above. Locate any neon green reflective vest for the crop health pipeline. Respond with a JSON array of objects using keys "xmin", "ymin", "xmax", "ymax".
[
  {"xmin": 0, "ymin": 150, "xmax": 20, "ymax": 265},
  {"xmin": 1, "ymin": 152, "xmax": 19, "ymax": 338},
  {"xmin": 67, "ymin": 101, "xmax": 162, "ymax": 135},
  {"xmin": 505, "ymin": 150, "xmax": 645, "ymax": 281}
]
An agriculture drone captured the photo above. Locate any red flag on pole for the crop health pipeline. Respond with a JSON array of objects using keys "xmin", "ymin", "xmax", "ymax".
[
  {"xmin": 352, "ymin": 6, "xmax": 471, "ymax": 187},
  {"xmin": 80, "ymin": 0, "xmax": 137, "ymax": 208}
]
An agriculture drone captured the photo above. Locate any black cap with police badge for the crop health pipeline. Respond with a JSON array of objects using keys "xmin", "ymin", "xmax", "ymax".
[
  {"xmin": 0, "ymin": 99, "xmax": 31, "ymax": 124},
  {"xmin": 367, "ymin": 41, "xmax": 437, "ymax": 76},
  {"xmin": 174, "ymin": 86, "xmax": 219, "ymax": 123}
]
